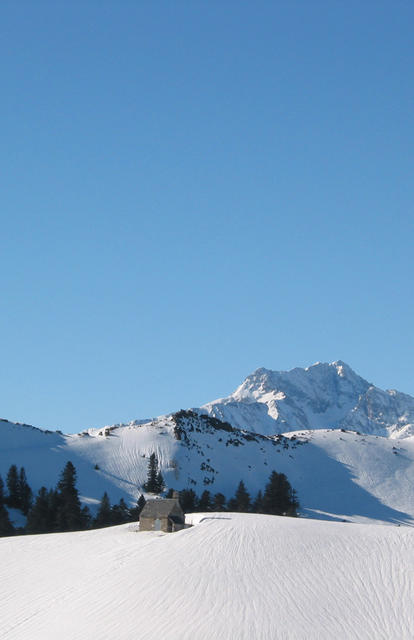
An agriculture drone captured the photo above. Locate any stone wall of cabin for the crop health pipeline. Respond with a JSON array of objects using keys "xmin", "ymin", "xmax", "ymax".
[{"xmin": 140, "ymin": 516, "xmax": 170, "ymax": 532}]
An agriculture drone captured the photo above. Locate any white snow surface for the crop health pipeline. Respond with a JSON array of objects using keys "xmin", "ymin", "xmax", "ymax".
[
  {"xmin": 202, "ymin": 361, "xmax": 414, "ymax": 438},
  {"xmin": 2, "ymin": 416, "xmax": 414, "ymax": 525},
  {"xmin": 2, "ymin": 361, "xmax": 414, "ymax": 526},
  {"xmin": 1, "ymin": 513, "xmax": 414, "ymax": 639}
]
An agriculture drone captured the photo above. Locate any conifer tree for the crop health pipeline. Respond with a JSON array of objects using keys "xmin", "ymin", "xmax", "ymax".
[
  {"xmin": 55, "ymin": 461, "xmax": 84, "ymax": 531},
  {"xmin": 227, "ymin": 495, "xmax": 237, "ymax": 511},
  {"xmin": 18, "ymin": 467, "xmax": 33, "ymax": 515},
  {"xmin": 26, "ymin": 487, "xmax": 51, "ymax": 533},
  {"xmin": 137, "ymin": 493, "xmax": 146, "ymax": 515},
  {"xmin": 155, "ymin": 470, "xmax": 165, "ymax": 494},
  {"xmin": 93, "ymin": 492, "xmax": 112, "ymax": 528},
  {"xmin": 0, "ymin": 474, "xmax": 14, "ymax": 537},
  {"xmin": 179, "ymin": 489, "xmax": 198, "ymax": 513},
  {"xmin": 129, "ymin": 494, "xmax": 146, "ymax": 521},
  {"xmin": 252, "ymin": 490, "xmax": 264, "ymax": 513},
  {"xmin": 233, "ymin": 480, "xmax": 251, "ymax": 512},
  {"xmin": 111, "ymin": 498, "xmax": 130, "ymax": 525},
  {"xmin": 6, "ymin": 464, "xmax": 20, "ymax": 508},
  {"xmin": 143, "ymin": 453, "xmax": 164, "ymax": 494},
  {"xmin": 143, "ymin": 453, "xmax": 160, "ymax": 493},
  {"xmin": 262, "ymin": 471, "xmax": 298, "ymax": 516},
  {"xmin": 47, "ymin": 488, "xmax": 60, "ymax": 530},
  {"xmin": 118, "ymin": 497, "xmax": 130, "ymax": 520},
  {"xmin": 212, "ymin": 493, "xmax": 226, "ymax": 511},
  {"xmin": 0, "ymin": 504, "xmax": 14, "ymax": 537},
  {"xmin": 81, "ymin": 505, "xmax": 92, "ymax": 529},
  {"xmin": 198, "ymin": 490, "xmax": 212, "ymax": 512}
]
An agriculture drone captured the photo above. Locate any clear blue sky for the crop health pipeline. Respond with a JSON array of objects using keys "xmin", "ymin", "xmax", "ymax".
[{"xmin": 1, "ymin": 1, "xmax": 413, "ymax": 433}]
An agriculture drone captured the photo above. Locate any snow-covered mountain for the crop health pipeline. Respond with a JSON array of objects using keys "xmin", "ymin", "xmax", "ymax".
[
  {"xmin": 2, "ymin": 514, "xmax": 414, "ymax": 639},
  {"xmin": 203, "ymin": 361, "xmax": 414, "ymax": 438},
  {"xmin": 2, "ymin": 361, "xmax": 414, "ymax": 526},
  {"xmin": 2, "ymin": 412, "xmax": 414, "ymax": 526}
]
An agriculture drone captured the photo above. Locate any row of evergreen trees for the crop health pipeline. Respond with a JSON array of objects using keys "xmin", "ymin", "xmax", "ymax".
[
  {"xmin": 1, "ymin": 455, "xmax": 298, "ymax": 537},
  {"xmin": 92, "ymin": 492, "xmax": 146, "ymax": 529},
  {"xmin": 26, "ymin": 462, "xmax": 92, "ymax": 534},
  {"xmin": 3, "ymin": 465, "xmax": 33, "ymax": 514},
  {"xmin": 0, "ymin": 462, "xmax": 147, "ymax": 537},
  {"xmin": 167, "ymin": 473, "xmax": 298, "ymax": 516},
  {"xmin": 145, "ymin": 453, "xmax": 298, "ymax": 516}
]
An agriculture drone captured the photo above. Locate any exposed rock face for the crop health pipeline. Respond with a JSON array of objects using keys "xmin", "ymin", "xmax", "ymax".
[{"xmin": 202, "ymin": 361, "xmax": 414, "ymax": 438}]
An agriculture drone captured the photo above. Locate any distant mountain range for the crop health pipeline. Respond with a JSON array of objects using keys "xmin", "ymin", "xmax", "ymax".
[
  {"xmin": 202, "ymin": 361, "xmax": 414, "ymax": 438},
  {"xmin": 1, "ymin": 361, "xmax": 414, "ymax": 525}
]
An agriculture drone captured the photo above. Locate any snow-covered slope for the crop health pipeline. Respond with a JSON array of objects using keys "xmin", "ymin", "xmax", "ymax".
[
  {"xmin": 1, "ymin": 513, "xmax": 414, "ymax": 639},
  {"xmin": 203, "ymin": 361, "xmax": 414, "ymax": 438},
  {"xmin": 2, "ymin": 414, "xmax": 414, "ymax": 525},
  {"xmin": 2, "ymin": 361, "xmax": 414, "ymax": 525}
]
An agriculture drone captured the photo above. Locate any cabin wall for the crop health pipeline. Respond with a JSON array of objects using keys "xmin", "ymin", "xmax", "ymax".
[{"xmin": 140, "ymin": 516, "xmax": 169, "ymax": 532}]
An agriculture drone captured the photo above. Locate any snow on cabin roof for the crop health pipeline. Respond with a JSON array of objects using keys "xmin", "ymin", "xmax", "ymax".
[{"xmin": 140, "ymin": 499, "xmax": 183, "ymax": 519}]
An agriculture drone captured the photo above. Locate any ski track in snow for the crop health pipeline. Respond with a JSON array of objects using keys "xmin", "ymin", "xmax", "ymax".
[{"xmin": 1, "ymin": 514, "xmax": 414, "ymax": 640}]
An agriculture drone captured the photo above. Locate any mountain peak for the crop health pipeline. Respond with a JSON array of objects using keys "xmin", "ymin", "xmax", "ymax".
[{"xmin": 203, "ymin": 361, "xmax": 414, "ymax": 438}]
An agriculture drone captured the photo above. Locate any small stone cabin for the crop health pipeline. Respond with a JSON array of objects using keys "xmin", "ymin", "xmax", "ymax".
[{"xmin": 140, "ymin": 495, "xmax": 185, "ymax": 533}]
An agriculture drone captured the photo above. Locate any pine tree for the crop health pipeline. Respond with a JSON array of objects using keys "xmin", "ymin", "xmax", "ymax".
[
  {"xmin": 252, "ymin": 490, "xmax": 264, "ymax": 513},
  {"xmin": 227, "ymin": 496, "xmax": 237, "ymax": 511},
  {"xmin": 179, "ymin": 489, "xmax": 198, "ymax": 513},
  {"xmin": 212, "ymin": 493, "xmax": 226, "ymax": 511},
  {"xmin": 233, "ymin": 480, "xmax": 251, "ymax": 512},
  {"xmin": 129, "ymin": 494, "xmax": 146, "ymax": 521},
  {"xmin": 286, "ymin": 488, "xmax": 299, "ymax": 517},
  {"xmin": 0, "ymin": 474, "xmax": 14, "ymax": 537},
  {"xmin": 55, "ymin": 461, "xmax": 84, "ymax": 531},
  {"xmin": 143, "ymin": 453, "xmax": 161, "ymax": 493},
  {"xmin": 26, "ymin": 487, "xmax": 51, "ymax": 533},
  {"xmin": 0, "ymin": 504, "xmax": 14, "ymax": 537},
  {"xmin": 111, "ymin": 498, "xmax": 130, "ymax": 525},
  {"xmin": 137, "ymin": 494, "xmax": 146, "ymax": 515},
  {"xmin": 93, "ymin": 492, "xmax": 112, "ymax": 528},
  {"xmin": 155, "ymin": 470, "xmax": 164, "ymax": 494},
  {"xmin": 18, "ymin": 467, "xmax": 33, "ymax": 515},
  {"xmin": 262, "ymin": 471, "xmax": 298, "ymax": 516},
  {"xmin": 198, "ymin": 490, "xmax": 212, "ymax": 512},
  {"xmin": 47, "ymin": 489, "xmax": 60, "ymax": 530},
  {"xmin": 6, "ymin": 465, "xmax": 20, "ymax": 508},
  {"xmin": 81, "ymin": 505, "xmax": 92, "ymax": 529}
]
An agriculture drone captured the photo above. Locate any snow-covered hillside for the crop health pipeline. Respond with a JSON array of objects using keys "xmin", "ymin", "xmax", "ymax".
[
  {"xmin": 2, "ymin": 361, "xmax": 414, "ymax": 525},
  {"xmin": 203, "ymin": 361, "xmax": 414, "ymax": 438},
  {"xmin": 2, "ymin": 413, "xmax": 414, "ymax": 525},
  {"xmin": 1, "ymin": 513, "xmax": 414, "ymax": 639}
]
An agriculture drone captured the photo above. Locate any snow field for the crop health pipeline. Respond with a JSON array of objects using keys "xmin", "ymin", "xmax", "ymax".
[
  {"xmin": 3, "ymin": 418, "xmax": 414, "ymax": 525},
  {"xmin": 1, "ymin": 513, "xmax": 414, "ymax": 639}
]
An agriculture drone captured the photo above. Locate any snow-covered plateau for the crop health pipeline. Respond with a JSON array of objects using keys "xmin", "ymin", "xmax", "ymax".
[{"xmin": 1, "ymin": 513, "xmax": 414, "ymax": 639}]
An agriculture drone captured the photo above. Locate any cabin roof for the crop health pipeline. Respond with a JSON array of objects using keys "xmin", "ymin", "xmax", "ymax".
[{"xmin": 140, "ymin": 499, "xmax": 183, "ymax": 519}]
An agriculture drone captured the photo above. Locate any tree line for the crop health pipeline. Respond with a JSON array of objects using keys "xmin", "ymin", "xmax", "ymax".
[
  {"xmin": 165, "ymin": 474, "xmax": 298, "ymax": 516},
  {"xmin": 146, "ymin": 452, "xmax": 299, "ymax": 517},
  {"xmin": 0, "ymin": 454, "xmax": 299, "ymax": 537},
  {"xmin": 0, "ymin": 462, "xmax": 147, "ymax": 537}
]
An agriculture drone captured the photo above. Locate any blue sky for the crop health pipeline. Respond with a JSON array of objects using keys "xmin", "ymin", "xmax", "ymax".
[{"xmin": 1, "ymin": 1, "xmax": 413, "ymax": 433}]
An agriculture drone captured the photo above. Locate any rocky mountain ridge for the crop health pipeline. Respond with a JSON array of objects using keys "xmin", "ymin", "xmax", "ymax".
[{"xmin": 202, "ymin": 361, "xmax": 414, "ymax": 438}]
